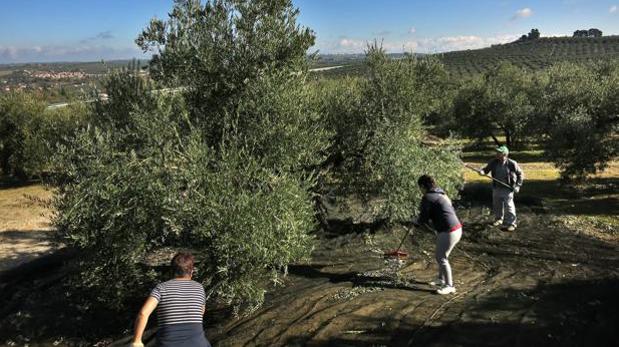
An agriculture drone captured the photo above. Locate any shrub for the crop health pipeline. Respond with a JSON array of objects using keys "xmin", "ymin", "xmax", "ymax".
[
  {"xmin": 0, "ymin": 92, "xmax": 87, "ymax": 179},
  {"xmin": 320, "ymin": 45, "xmax": 463, "ymax": 223},
  {"xmin": 539, "ymin": 61, "xmax": 619, "ymax": 180},
  {"xmin": 451, "ymin": 62, "xmax": 537, "ymax": 148}
]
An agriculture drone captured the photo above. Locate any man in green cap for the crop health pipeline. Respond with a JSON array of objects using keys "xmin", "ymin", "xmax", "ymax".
[{"xmin": 478, "ymin": 145, "xmax": 524, "ymax": 231}]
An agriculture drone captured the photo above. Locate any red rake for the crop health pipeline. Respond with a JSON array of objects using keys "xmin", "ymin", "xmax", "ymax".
[{"xmin": 384, "ymin": 227, "xmax": 411, "ymax": 258}]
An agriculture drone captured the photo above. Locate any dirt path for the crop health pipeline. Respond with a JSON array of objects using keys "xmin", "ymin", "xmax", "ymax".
[{"xmin": 0, "ymin": 184, "xmax": 55, "ymax": 272}]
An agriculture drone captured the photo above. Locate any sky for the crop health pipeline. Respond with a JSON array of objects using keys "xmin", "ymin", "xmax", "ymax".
[{"xmin": 1, "ymin": 0, "xmax": 618, "ymax": 63}]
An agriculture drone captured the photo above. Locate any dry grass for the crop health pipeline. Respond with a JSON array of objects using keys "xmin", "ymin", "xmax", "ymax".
[
  {"xmin": 462, "ymin": 148, "xmax": 619, "ymax": 183},
  {"xmin": 0, "ymin": 184, "xmax": 52, "ymax": 232},
  {"xmin": 0, "ymin": 184, "xmax": 55, "ymax": 272}
]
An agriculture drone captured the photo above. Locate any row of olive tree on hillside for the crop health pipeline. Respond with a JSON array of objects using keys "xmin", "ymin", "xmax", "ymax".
[
  {"xmin": 448, "ymin": 61, "xmax": 618, "ymax": 180},
  {"xmin": 49, "ymin": 0, "xmax": 463, "ymax": 312}
]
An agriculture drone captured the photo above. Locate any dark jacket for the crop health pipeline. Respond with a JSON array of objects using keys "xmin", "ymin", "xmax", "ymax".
[
  {"xmin": 482, "ymin": 158, "xmax": 524, "ymax": 189},
  {"xmin": 417, "ymin": 188, "xmax": 462, "ymax": 233}
]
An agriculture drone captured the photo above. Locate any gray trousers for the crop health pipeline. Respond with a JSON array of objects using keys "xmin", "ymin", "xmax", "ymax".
[
  {"xmin": 493, "ymin": 187, "xmax": 516, "ymax": 226},
  {"xmin": 436, "ymin": 228, "xmax": 462, "ymax": 287}
]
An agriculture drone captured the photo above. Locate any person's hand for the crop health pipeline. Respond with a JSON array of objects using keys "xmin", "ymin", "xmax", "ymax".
[
  {"xmin": 477, "ymin": 169, "xmax": 485, "ymax": 176},
  {"xmin": 513, "ymin": 186, "xmax": 520, "ymax": 194},
  {"xmin": 130, "ymin": 341, "xmax": 144, "ymax": 347}
]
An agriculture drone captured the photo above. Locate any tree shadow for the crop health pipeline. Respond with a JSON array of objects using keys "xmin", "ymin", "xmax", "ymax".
[
  {"xmin": 0, "ymin": 176, "xmax": 41, "ymax": 190},
  {"xmin": 0, "ymin": 248, "xmax": 140, "ymax": 345},
  {"xmin": 287, "ymin": 264, "xmax": 435, "ymax": 293},
  {"xmin": 279, "ymin": 278, "xmax": 619, "ymax": 346},
  {"xmin": 0, "ymin": 229, "xmax": 56, "ymax": 273},
  {"xmin": 319, "ymin": 218, "xmax": 386, "ymax": 239}
]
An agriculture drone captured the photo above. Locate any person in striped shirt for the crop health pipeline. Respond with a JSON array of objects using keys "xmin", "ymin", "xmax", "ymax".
[{"xmin": 131, "ymin": 252, "xmax": 211, "ymax": 347}]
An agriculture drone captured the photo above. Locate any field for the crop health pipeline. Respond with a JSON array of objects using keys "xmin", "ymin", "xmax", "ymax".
[
  {"xmin": 1, "ymin": 141, "xmax": 617, "ymax": 346},
  {"xmin": 439, "ymin": 36, "xmax": 619, "ymax": 78}
]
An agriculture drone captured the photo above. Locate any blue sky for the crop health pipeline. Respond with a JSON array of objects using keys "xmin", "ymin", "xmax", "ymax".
[{"xmin": 1, "ymin": 0, "xmax": 618, "ymax": 63}]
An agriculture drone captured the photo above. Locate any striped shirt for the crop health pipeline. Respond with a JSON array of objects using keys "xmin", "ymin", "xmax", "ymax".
[{"xmin": 150, "ymin": 279, "xmax": 206, "ymax": 326}]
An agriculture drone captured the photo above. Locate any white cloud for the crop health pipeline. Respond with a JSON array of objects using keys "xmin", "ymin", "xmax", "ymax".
[
  {"xmin": 382, "ymin": 40, "xmax": 418, "ymax": 52},
  {"xmin": 409, "ymin": 27, "xmax": 417, "ymax": 34},
  {"xmin": 610, "ymin": 5, "xmax": 618, "ymax": 13},
  {"xmin": 335, "ymin": 38, "xmax": 367, "ymax": 52},
  {"xmin": 512, "ymin": 7, "xmax": 533, "ymax": 20},
  {"xmin": 325, "ymin": 34, "xmax": 520, "ymax": 54},
  {"xmin": 416, "ymin": 34, "xmax": 520, "ymax": 52}
]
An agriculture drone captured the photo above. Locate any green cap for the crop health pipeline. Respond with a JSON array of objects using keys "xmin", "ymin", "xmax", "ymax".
[{"xmin": 496, "ymin": 145, "xmax": 509, "ymax": 154}]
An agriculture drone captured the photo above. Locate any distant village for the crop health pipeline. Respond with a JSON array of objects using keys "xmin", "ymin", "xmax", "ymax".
[{"xmin": 0, "ymin": 66, "xmax": 111, "ymax": 105}]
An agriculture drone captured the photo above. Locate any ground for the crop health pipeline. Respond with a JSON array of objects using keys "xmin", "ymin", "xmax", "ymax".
[
  {"xmin": 200, "ymin": 182, "xmax": 618, "ymax": 347},
  {"xmin": 0, "ymin": 182, "xmax": 54, "ymax": 272},
  {"xmin": 0, "ymin": 149, "xmax": 617, "ymax": 346}
]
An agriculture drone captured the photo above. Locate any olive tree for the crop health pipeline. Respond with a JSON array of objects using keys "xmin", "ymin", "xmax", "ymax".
[
  {"xmin": 451, "ymin": 63, "xmax": 537, "ymax": 148},
  {"xmin": 0, "ymin": 92, "xmax": 50, "ymax": 179},
  {"xmin": 52, "ymin": 0, "xmax": 327, "ymax": 310},
  {"xmin": 539, "ymin": 61, "xmax": 619, "ymax": 180},
  {"xmin": 0, "ymin": 92, "xmax": 86, "ymax": 179},
  {"xmin": 320, "ymin": 45, "xmax": 463, "ymax": 223}
]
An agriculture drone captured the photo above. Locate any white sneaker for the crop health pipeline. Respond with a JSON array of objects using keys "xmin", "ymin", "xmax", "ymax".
[
  {"xmin": 491, "ymin": 219, "xmax": 503, "ymax": 227},
  {"xmin": 429, "ymin": 278, "xmax": 445, "ymax": 286},
  {"xmin": 436, "ymin": 285, "xmax": 457, "ymax": 295}
]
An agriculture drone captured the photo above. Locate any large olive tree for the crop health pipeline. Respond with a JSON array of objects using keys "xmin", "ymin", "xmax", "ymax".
[{"xmin": 52, "ymin": 0, "xmax": 328, "ymax": 310}]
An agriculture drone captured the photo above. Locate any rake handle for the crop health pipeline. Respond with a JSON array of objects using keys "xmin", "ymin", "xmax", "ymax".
[
  {"xmin": 394, "ymin": 227, "xmax": 410, "ymax": 252},
  {"xmin": 463, "ymin": 163, "xmax": 514, "ymax": 191}
]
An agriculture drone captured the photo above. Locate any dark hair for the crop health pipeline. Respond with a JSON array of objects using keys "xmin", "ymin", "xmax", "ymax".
[
  {"xmin": 417, "ymin": 175, "xmax": 437, "ymax": 190},
  {"xmin": 171, "ymin": 252, "xmax": 194, "ymax": 276}
]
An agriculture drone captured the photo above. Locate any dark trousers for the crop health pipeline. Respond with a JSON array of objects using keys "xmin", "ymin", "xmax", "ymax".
[{"xmin": 156, "ymin": 323, "xmax": 211, "ymax": 347}]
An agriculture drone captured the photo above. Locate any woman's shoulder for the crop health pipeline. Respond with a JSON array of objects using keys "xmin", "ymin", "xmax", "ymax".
[{"xmin": 154, "ymin": 280, "xmax": 204, "ymax": 295}]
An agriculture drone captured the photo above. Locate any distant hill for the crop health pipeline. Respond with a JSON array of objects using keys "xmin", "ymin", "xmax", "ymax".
[
  {"xmin": 437, "ymin": 35, "xmax": 619, "ymax": 78},
  {"xmin": 311, "ymin": 36, "xmax": 619, "ymax": 78},
  {"xmin": 0, "ymin": 59, "xmax": 148, "ymax": 74}
]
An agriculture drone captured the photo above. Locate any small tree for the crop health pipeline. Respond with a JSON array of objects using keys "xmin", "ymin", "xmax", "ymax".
[
  {"xmin": 451, "ymin": 63, "xmax": 536, "ymax": 147},
  {"xmin": 321, "ymin": 44, "xmax": 462, "ymax": 223},
  {"xmin": 528, "ymin": 28, "xmax": 540, "ymax": 40},
  {"xmin": 0, "ymin": 91, "xmax": 84, "ymax": 179},
  {"xmin": 588, "ymin": 28, "xmax": 603, "ymax": 37},
  {"xmin": 539, "ymin": 61, "xmax": 619, "ymax": 180}
]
